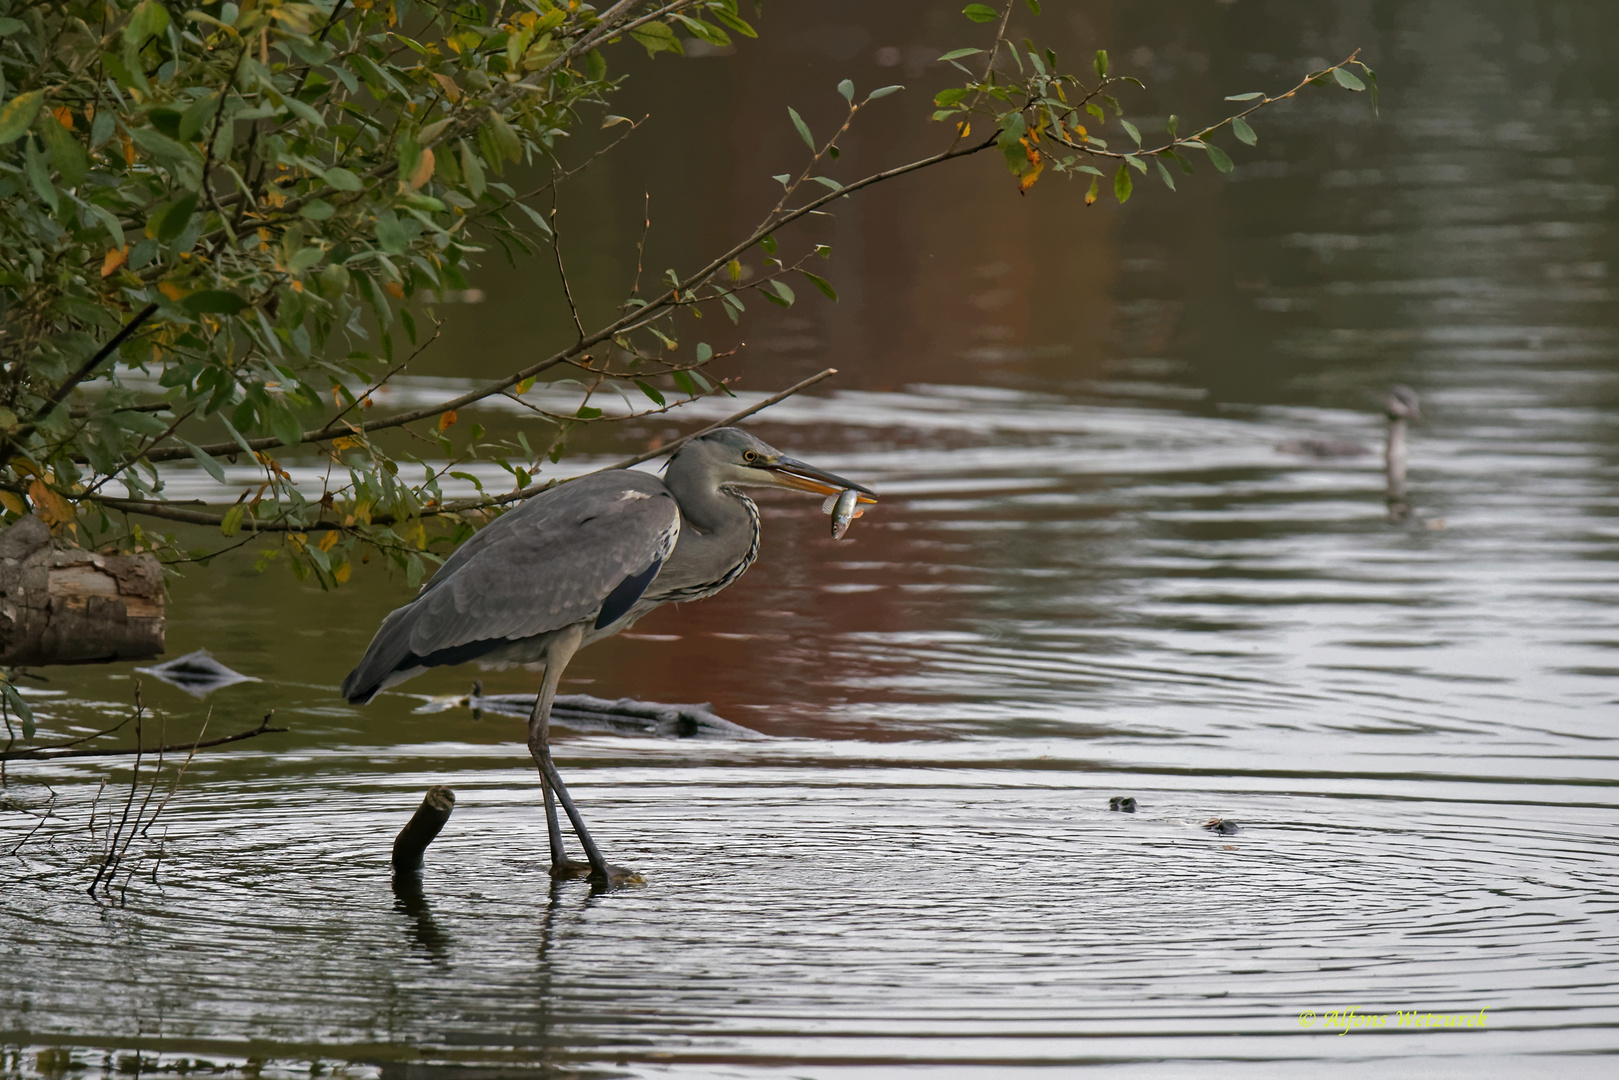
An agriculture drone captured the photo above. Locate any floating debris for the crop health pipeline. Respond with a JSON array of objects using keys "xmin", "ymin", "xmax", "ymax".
[
  {"xmin": 413, "ymin": 688, "xmax": 763, "ymax": 740},
  {"xmin": 1203, "ymin": 817, "xmax": 1240, "ymax": 835},
  {"xmin": 135, "ymin": 649, "xmax": 260, "ymax": 698},
  {"xmin": 1108, "ymin": 796, "xmax": 1137, "ymax": 813}
]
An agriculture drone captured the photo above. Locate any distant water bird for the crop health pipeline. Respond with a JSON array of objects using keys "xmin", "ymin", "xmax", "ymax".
[
  {"xmin": 1203, "ymin": 817, "xmax": 1240, "ymax": 835},
  {"xmin": 1276, "ymin": 386, "xmax": 1422, "ymax": 518},
  {"xmin": 1380, "ymin": 385, "xmax": 1421, "ymax": 518},
  {"xmin": 1276, "ymin": 386, "xmax": 1422, "ymax": 461},
  {"xmin": 1108, "ymin": 796, "xmax": 1138, "ymax": 813},
  {"xmin": 342, "ymin": 428, "xmax": 876, "ymax": 883}
]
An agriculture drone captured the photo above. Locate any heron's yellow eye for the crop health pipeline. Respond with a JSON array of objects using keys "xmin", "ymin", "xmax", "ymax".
[{"xmin": 743, "ymin": 451, "xmax": 757, "ymax": 462}]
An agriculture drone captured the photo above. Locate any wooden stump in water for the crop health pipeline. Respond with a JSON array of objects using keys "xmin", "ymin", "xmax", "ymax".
[
  {"xmin": 0, "ymin": 516, "xmax": 166, "ymax": 666},
  {"xmin": 393, "ymin": 786, "xmax": 456, "ymax": 877}
]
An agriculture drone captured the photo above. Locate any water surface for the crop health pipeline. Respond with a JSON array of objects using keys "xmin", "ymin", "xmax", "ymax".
[{"xmin": 5, "ymin": 1, "xmax": 1619, "ymax": 1076}]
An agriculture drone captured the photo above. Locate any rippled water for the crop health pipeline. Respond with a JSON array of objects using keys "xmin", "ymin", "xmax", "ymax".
[{"xmin": 6, "ymin": 1, "xmax": 1619, "ymax": 1076}]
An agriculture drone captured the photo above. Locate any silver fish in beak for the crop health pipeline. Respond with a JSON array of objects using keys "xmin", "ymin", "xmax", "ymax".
[{"xmin": 823, "ymin": 488, "xmax": 863, "ymax": 540}]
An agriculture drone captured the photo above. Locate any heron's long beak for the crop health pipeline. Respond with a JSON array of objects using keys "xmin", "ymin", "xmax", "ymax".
[{"xmin": 759, "ymin": 456, "xmax": 878, "ymax": 504}]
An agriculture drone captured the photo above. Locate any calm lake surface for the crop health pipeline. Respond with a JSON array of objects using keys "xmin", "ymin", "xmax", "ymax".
[{"xmin": 6, "ymin": 1, "xmax": 1619, "ymax": 1076}]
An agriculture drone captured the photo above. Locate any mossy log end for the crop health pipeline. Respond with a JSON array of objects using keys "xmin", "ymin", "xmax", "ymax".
[{"xmin": 0, "ymin": 516, "xmax": 166, "ymax": 666}]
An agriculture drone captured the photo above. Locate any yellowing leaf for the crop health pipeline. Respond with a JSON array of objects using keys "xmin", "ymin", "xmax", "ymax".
[
  {"xmin": 384, "ymin": 279, "xmax": 405, "ymax": 298},
  {"xmin": 101, "ymin": 246, "xmax": 128, "ymax": 277},
  {"xmin": 407, "ymin": 146, "xmax": 435, "ymax": 190},
  {"xmin": 158, "ymin": 280, "xmax": 188, "ymax": 301},
  {"xmin": 0, "ymin": 491, "xmax": 28, "ymax": 516},
  {"xmin": 333, "ymin": 561, "xmax": 352, "ymax": 584},
  {"xmin": 431, "ymin": 72, "xmax": 462, "ymax": 102},
  {"xmin": 28, "ymin": 480, "xmax": 74, "ymax": 529},
  {"xmin": 1019, "ymin": 160, "xmax": 1044, "ymax": 193},
  {"xmin": 437, "ymin": 410, "xmax": 458, "ymax": 432},
  {"xmin": 331, "ymin": 435, "xmax": 360, "ymax": 451},
  {"xmin": 318, "ymin": 529, "xmax": 340, "ymax": 552}
]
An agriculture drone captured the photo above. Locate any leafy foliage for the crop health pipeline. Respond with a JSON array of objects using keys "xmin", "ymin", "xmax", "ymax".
[{"xmin": 0, "ymin": 0, "xmax": 1376, "ymax": 591}]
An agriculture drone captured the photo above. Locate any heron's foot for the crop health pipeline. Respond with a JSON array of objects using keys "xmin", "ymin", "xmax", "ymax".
[
  {"xmin": 549, "ymin": 856, "xmax": 643, "ymax": 885},
  {"xmin": 548, "ymin": 855, "xmax": 595, "ymax": 879}
]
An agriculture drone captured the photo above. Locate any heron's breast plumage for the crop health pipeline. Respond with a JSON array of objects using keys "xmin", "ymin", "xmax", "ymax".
[{"xmin": 652, "ymin": 492, "xmax": 761, "ymax": 604}]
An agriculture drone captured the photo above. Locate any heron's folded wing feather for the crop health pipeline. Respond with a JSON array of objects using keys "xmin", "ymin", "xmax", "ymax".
[{"xmin": 406, "ymin": 473, "xmax": 679, "ymax": 653}]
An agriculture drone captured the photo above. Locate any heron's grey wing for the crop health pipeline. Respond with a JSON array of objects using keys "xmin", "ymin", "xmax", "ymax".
[{"xmin": 342, "ymin": 471, "xmax": 678, "ymax": 702}]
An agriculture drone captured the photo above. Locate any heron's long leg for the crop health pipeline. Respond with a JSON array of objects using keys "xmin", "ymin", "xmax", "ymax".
[
  {"xmin": 540, "ymin": 773, "xmax": 568, "ymax": 869},
  {"xmin": 525, "ymin": 625, "xmax": 616, "ymax": 881}
]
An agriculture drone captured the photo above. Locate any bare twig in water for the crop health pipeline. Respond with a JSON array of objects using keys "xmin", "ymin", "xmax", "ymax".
[
  {"xmin": 6, "ymin": 792, "xmax": 56, "ymax": 857},
  {"xmin": 89, "ymin": 681, "xmax": 146, "ymax": 896},
  {"xmin": 2, "ymin": 712, "xmax": 285, "ymax": 761}
]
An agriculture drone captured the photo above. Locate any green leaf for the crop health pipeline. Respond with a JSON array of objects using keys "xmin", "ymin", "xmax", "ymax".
[
  {"xmin": 761, "ymin": 234, "xmax": 777, "ymax": 254},
  {"xmin": 182, "ymin": 289, "xmax": 250, "ymax": 314},
  {"xmin": 938, "ymin": 48, "xmax": 984, "ymax": 61},
  {"xmin": 1025, "ymin": 0, "xmax": 1042, "ymax": 12},
  {"xmin": 1224, "ymin": 92, "xmax": 1263, "ymax": 101},
  {"xmin": 1166, "ymin": 114, "xmax": 1179, "ymax": 137},
  {"xmin": 802, "ymin": 271, "xmax": 838, "ymax": 300},
  {"xmin": 963, "ymin": 4, "xmax": 998, "ymax": 23},
  {"xmin": 0, "ymin": 18, "xmax": 25, "ymax": 36},
  {"xmin": 787, "ymin": 107, "xmax": 814, "ymax": 150},
  {"xmin": 695, "ymin": 342, "xmax": 713, "ymax": 363},
  {"xmin": 933, "ymin": 87, "xmax": 972, "ymax": 107},
  {"xmin": 630, "ymin": 20, "xmax": 683, "ymax": 57},
  {"xmin": 220, "ymin": 503, "xmax": 244, "ymax": 537},
  {"xmin": 182, "ymin": 439, "xmax": 227, "ymax": 482},
  {"xmin": 1120, "ymin": 119, "xmax": 1141, "ymax": 146},
  {"xmin": 2, "ymin": 681, "xmax": 35, "ymax": 741},
  {"xmin": 575, "ymin": 405, "xmax": 603, "ymax": 420},
  {"xmin": 178, "ymin": 91, "xmax": 220, "ymax": 142},
  {"xmin": 124, "ymin": 0, "xmax": 171, "ymax": 45},
  {"xmin": 870, "ymin": 84, "xmax": 904, "ymax": 100},
  {"xmin": 459, "ymin": 139, "xmax": 486, "ymax": 199},
  {"xmin": 1093, "ymin": 49, "xmax": 1109, "ymax": 78},
  {"xmin": 153, "ymin": 192, "xmax": 199, "ymax": 243},
  {"xmin": 1201, "ymin": 141, "xmax": 1235, "ymax": 173},
  {"xmin": 1113, "ymin": 164, "xmax": 1132, "ymax": 204},
  {"xmin": 769, "ymin": 280, "xmax": 796, "ymax": 305},
  {"xmin": 1154, "ymin": 157, "xmax": 1176, "ymax": 191},
  {"xmin": 324, "ymin": 166, "xmax": 363, "ymax": 191},
  {"xmin": 838, "ymin": 79, "xmax": 854, "ymax": 103},
  {"xmin": 481, "ymin": 109, "xmax": 522, "ymax": 166},
  {"xmin": 1231, "ymin": 117, "xmax": 1257, "ymax": 146},
  {"xmin": 634, "ymin": 380, "xmax": 666, "ymax": 407},
  {"xmin": 40, "ymin": 112, "xmax": 88, "ymax": 186},
  {"xmin": 88, "ymin": 203, "xmax": 125, "ymax": 248},
  {"xmin": 264, "ymin": 399, "xmax": 304, "ymax": 448},
  {"xmin": 0, "ymin": 90, "xmax": 44, "ymax": 145},
  {"xmin": 23, "ymin": 137, "xmax": 57, "ymax": 210},
  {"xmin": 1333, "ymin": 67, "xmax": 1366, "ymax": 91},
  {"xmin": 1364, "ymin": 67, "xmax": 1380, "ymax": 114}
]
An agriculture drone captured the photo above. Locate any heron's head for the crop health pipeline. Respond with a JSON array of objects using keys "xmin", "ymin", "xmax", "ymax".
[
  {"xmin": 669, "ymin": 427, "xmax": 877, "ymax": 504},
  {"xmin": 1384, "ymin": 386, "xmax": 1421, "ymax": 422}
]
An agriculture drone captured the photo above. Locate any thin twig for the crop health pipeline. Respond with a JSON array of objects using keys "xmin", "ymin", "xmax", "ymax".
[{"xmin": 602, "ymin": 368, "xmax": 838, "ymax": 472}]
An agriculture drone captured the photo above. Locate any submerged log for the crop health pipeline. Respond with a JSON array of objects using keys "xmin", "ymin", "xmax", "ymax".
[{"xmin": 0, "ymin": 515, "xmax": 166, "ymax": 666}]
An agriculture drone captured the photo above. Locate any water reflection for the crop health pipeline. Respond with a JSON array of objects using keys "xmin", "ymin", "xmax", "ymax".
[{"xmin": 5, "ymin": 0, "xmax": 1619, "ymax": 1075}]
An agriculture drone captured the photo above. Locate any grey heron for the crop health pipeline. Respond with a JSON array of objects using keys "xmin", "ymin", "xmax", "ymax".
[{"xmin": 342, "ymin": 427, "xmax": 877, "ymax": 883}]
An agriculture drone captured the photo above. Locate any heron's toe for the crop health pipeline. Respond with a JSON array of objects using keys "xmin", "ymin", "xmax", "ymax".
[{"xmin": 549, "ymin": 856, "xmax": 595, "ymax": 879}]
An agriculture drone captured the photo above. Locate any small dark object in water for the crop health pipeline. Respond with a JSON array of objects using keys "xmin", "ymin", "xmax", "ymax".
[
  {"xmin": 1108, "ymin": 796, "xmax": 1137, "ymax": 813},
  {"xmin": 1274, "ymin": 438, "xmax": 1371, "ymax": 459},
  {"xmin": 135, "ymin": 649, "xmax": 259, "ymax": 697},
  {"xmin": 1204, "ymin": 817, "xmax": 1239, "ymax": 835},
  {"xmin": 393, "ymin": 786, "xmax": 455, "ymax": 877}
]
